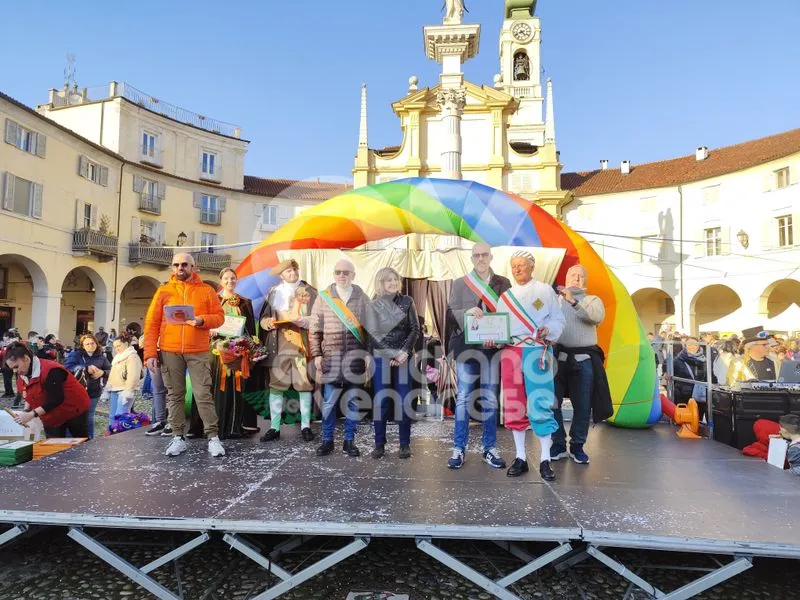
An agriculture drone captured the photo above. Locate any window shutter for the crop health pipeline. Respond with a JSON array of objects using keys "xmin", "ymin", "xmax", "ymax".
[
  {"xmin": 90, "ymin": 204, "xmax": 99, "ymax": 229},
  {"xmin": 4, "ymin": 119, "xmax": 18, "ymax": 145},
  {"xmin": 99, "ymin": 166, "xmax": 109, "ymax": 187},
  {"xmin": 253, "ymin": 203, "xmax": 263, "ymax": 217},
  {"xmin": 790, "ymin": 167, "xmax": 799, "ymax": 187},
  {"xmin": 760, "ymin": 221, "xmax": 773, "ymax": 251},
  {"xmin": 720, "ymin": 225, "xmax": 731, "ymax": 255},
  {"xmin": 694, "ymin": 229, "xmax": 705, "ymax": 258},
  {"xmin": 185, "ymin": 231, "xmax": 196, "ymax": 248},
  {"xmin": 156, "ymin": 222, "xmax": 167, "ymax": 244},
  {"xmin": 31, "ymin": 183, "xmax": 43, "ymax": 219},
  {"xmin": 216, "ymin": 234, "xmax": 224, "ymax": 249},
  {"xmin": 75, "ymin": 199, "xmax": 86, "ymax": 229},
  {"xmin": 130, "ymin": 216, "xmax": 141, "ymax": 241},
  {"xmin": 793, "ymin": 213, "xmax": 800, "ymax": 246},
  {"xmin": 157, "ymin": 182, "xmax": 166, "ymax": 200},
  {"xmin": 133, "ymin": 175, "xmax": 145, "ymax": 193},
  {"xmin": 78, "ymin": 156, "xmax": 90, "ymax": 178},
  {"xmin": 2, "ymin": 173, "xmax": 14, "ymax": 210},
  {"xmin": 35, "ymin": 134, "xmax": 46, "ymax": 158},
  {"xmin": 193, "ymin": 192, "xmax": 203, "ymax": 209},
  {"xmin": 217, "ymin": 196, "xmax": 226, "ymax": 211},
  {"xmin": 763, "ymin": 172, "xmax": 774, "ymax": 192}
]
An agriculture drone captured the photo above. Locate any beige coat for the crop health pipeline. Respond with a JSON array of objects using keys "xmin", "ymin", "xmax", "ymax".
[{"xmin": 106, "ymin": 346, "xmax": 143, "ymax": 395}]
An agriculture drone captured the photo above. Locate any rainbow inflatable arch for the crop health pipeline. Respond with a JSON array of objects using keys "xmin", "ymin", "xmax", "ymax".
[{"xmin": 236, "ymin": 178, "xmax": 661, "ymax": 427}]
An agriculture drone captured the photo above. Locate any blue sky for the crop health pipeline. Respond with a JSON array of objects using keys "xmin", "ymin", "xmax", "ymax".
[{"xmin": 2, "ymin": 0, "xmax": 798, "ymax": 182}]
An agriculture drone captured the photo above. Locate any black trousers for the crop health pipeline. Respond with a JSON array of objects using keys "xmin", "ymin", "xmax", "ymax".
[{"xmin": 44, "ymin": 411, "xmax": 90, "ymax": 438}]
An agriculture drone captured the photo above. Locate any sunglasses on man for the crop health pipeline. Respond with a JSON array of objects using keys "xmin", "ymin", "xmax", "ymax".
[
  {"xmin": 472, "ymin": 252, "xmax": 490, "ymax": 259},
  {"xmin": 334, "ymin": 270, "xmax": 353, "ymax": 276}
]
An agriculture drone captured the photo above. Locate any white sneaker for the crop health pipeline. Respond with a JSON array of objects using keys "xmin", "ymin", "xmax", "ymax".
[
  {"xmin": 208, "ymin": 436, "xmax": 225, "ymax": 457},
  {"xmin": 165, "ymin": 436, "xmax": 187, "ymax": 457}
]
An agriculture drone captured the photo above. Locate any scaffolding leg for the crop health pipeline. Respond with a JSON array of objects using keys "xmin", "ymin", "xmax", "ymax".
[
  {"xmin": 67, "ymin": 528, "xmax": 209, "ymax": 600},
  {"xmin": 0, "ymin": 524, "xmax": 28, "ymax": 548},
  {"xmin": 416, "ymin": 538, "xmax": 523, "ymax": 600},
  {"xmin": 496, "ymin": 543, "xmax": 573, "ymax": 588},
  {"xmin": 239, "ymin": 536, "xmax": 369, "ymax": 600},
  {"xmin": 661, "ymin": 556, "xmax": 752, "ymax": 600},
  {"xmin": 587, "ymin": 546, "xmax": 665, "ymax": 598},
  {"xmin": 223, "ymin": 533, "xmax": 293, "ymax": 581},
  {"xmin": 268, "ymin": 534, "xmax": 313, "ymax": 561}
]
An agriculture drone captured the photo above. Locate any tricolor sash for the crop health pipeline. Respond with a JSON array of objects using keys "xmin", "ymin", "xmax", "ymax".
[
  {"xmin": 500, "ymin": 289, "xmax": 538, "ymax": 334},
  {"xmin": 464, "ymin": 270, "xmax": 500, "ymax": 312},
  {"xmin": 319, "ymin": 290, "xmax": 366, "ymax": 346}
]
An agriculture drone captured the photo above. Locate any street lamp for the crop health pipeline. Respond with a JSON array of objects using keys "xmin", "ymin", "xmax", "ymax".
[
  {"xmin": 176, "ymin": 232, "xmax": 187, "ymax": 247},
  {"xmin": 736, "ymin": 230, "xmax": 749, "ymax": 250}
]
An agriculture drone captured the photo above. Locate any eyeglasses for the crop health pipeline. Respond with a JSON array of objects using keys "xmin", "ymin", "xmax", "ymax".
[
  {"xmin": 172, "ymin": 262, "xmax": 190, "ymax": 268},
  {"xmin": 472, "ymin": 253, "xmax": 490, "ymax": 259},
  {"xmin": 334, "ymin": 270, "xmax": 352, "ymax": 276}
]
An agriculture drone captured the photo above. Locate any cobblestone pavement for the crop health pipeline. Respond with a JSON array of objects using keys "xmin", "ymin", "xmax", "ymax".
[{"xmin": 0, "ymin": 528, "xmax": 797, "ymax": 600}]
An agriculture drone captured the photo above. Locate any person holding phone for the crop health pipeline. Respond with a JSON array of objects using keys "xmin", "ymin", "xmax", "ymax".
[{"xmin": 143, "ymin": 253, "xmax": 226, "ymax": 457}]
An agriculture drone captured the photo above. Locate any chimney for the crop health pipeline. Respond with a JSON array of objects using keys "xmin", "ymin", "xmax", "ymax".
[
  {"xmin": 696, "ymin": 146, "xmax": 709, "ymax": 161},
  {"xmin": 621, "ymin": 160, "xmax": 631, "ymax": 175},
  {"xmin": 600, "ymin": 159, "xmax": 609, "ymax": 170}
]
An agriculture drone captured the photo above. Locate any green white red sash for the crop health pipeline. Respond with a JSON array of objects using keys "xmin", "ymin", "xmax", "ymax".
[
  {"xmin": 464, "ymin": 270, "xmax": 499, "ymax": 312},
  {"xmin": 319, "ymin": 290, "xmax": 366, "ymax": 346},
  {"xmin": 500, "ymin": 289, "xmax": 538, "ymax": 334}
]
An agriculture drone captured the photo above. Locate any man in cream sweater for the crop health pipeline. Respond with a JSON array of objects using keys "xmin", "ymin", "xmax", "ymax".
[{"xmin": 552, "ymin": 264, "xmax": 606, "ymax": 465}]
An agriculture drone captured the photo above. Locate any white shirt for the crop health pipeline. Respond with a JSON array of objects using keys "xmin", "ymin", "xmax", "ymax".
[
  {"xmin": 272, "ymin": 280, "xmax": 300, "ymax": 312},
  {"xmin": 335, "ymin": 284, "xmax": 353, "ymax": 304},
  {"xmin": 501, "ymin": 280, "xmax": 565, "ymax": 343}
]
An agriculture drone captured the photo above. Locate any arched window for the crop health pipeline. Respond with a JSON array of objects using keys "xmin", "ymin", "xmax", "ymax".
[{"xmin": 513, "ymin": 51, "xmax": 530, "ymax": 81}]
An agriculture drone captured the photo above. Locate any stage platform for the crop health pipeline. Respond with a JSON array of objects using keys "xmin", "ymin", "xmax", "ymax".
[{"xmin": 0, "ymin": 422, "xmax": 798, "ymax": 600}]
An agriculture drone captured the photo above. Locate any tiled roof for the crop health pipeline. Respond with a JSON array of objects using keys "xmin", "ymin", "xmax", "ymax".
[
  {"xmin": 561, "ymin": 128, "xmax": 800, "ymax": 197},
  {"xmin": 243, "ymin": 176, "xmax": 351, "ymax": 201},
  {"xmin": 373, "ymin": 145, "xmax": 401, "ymax": 157}
]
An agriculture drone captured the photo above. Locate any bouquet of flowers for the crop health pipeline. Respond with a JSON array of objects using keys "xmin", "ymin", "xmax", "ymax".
[{"xmin": 213, "ymin": 336, "xmax": 269, "ymax": 368}]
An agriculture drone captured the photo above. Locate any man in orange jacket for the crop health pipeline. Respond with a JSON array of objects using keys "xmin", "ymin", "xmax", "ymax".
[{"xmin": 144, "ymin": 253, "xmax": 226, "ymax": 457}]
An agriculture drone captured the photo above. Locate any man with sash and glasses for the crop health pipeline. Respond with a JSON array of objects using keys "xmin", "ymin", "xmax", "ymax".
[
  {"xmin": 445, "ymin": 242, "xmax": 511, "ymax": 470},
  {"xmin": 309, "ymin": 258, "xmax": 370, "ymax": 458},
  {"xmin": 498, "ymin": 250, "xmax": 565, "ymax": 480}
]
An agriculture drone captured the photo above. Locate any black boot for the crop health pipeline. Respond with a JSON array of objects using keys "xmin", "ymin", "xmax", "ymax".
[
  {"xmin": 506, "ymin": 458, "xmax": 529, "ymax": 477},
  {"xmin": 370, "ymin": 445, "xmax": 385, "ymax": 459},
  {"xmin": 539, "ymin": 460, "xmax": 556, "ymax": 481},
  {"xmin": 343, "ymin": 440, "xmax": 361, "ymax": 457},
  {"xmin": 301, "ymin": 427, "xmax": 315, "ymax": 442},
  {"xmin": 316, "ymin": 440, "xmax": 334, "ymax": 456},
  {"xmin": 260, "ymin": 428, "xmax": 280, "ymax": 442},
  {"xmin": 398, "ymin": 445, "xmax": 411, "ymax": 459}
]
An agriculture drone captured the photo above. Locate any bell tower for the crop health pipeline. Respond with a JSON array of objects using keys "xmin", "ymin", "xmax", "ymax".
[{"xmin": 498, "ymin": 0, "xmax": 542, "ymax": 144}]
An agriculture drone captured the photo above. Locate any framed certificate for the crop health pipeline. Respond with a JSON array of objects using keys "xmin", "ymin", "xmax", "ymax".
[
  {"xmin": 211, "ymin": 315, "xmax": 247, "ymax": 338},
  {"xmin": 464, "ymin": 312, "xmax": 511, "ymax": 345}
]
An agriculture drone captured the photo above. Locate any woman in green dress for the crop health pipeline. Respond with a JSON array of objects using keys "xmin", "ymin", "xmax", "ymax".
[{"xmin": 211, "ymin": 268, "xmax": 261, "ymax": 438}]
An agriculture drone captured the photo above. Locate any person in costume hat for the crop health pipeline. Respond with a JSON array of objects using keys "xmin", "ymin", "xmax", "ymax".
[
  {"xmin": 726, "ymin": 326, "xmax": 777, "ymax": 385},
  {"xmin": 259, "ymin": 258, "xmax": 318, "ymax": 443},
  {"xmin": 444, "ymin": 242, "xmax": 511, "ymax": 471},
  {"xmin": 498, "ymin": 250, "xmax": 565, "ymax": 480},
  {"xmin": 309, "ymin": 258, "xmax": 370, "ymax": 457}
]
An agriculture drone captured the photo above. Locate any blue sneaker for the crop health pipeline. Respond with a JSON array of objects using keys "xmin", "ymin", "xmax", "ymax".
[
  {"xmin": 570, "ymin": 444, "xmax": 590, "ymax": 464},
  {"xmin": 447, "ymin": 448, "xmax": 465, "ymax": 469},
  {"xmin": 550, "ymin": 443, "xmax": 568, "ymax": 461},
  {"xmin": 482, "ymin": 447, "xmax": 506, "ymax": 469}
]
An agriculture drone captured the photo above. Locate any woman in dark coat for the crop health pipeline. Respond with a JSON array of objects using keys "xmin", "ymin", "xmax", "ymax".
[
  {"xmin": 64, "ymin": 333, "xmax": 111, "ymax": 439},
  {"xmin": 673, "ymin": 336, "xmax": 717, "ymax": 419},
  {"xmin": 208, "ymin": 267, "xmax": 260, "ymax": 439},
  {"xmin": 365, "ymin": 267, "xmax": 420, "ymax": 459}
]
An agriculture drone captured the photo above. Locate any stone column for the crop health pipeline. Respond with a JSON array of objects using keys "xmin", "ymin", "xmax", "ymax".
[
  {"xmin": 437, "ymin": 88, "xmax": 467, "ymax": 180},
  {"xmin": 31, "ymin": 293, "xmax": 62, "ymax": 335},
  {"xmin": 93, "ymin": 298, "xmax": 121, "ymax": 332}
]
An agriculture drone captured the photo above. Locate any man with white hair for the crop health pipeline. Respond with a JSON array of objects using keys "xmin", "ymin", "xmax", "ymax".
[
  {"xmin": 552, "ymin": 263, "xmax": 609, "ymax": 465},
  {"xmin": 498, "ymin": 250, "xmax": 565, "ymax": 480},
  {"xmin": 309, "ymin": 258, "xmax": 370, "ymax": 458}
]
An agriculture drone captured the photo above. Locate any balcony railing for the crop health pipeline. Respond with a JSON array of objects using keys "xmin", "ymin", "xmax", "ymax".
[
  {"xmin": 200, "ymin": 210, "xmax": 222, "ymax": 225},
  {"xmin": 128, "ymin": 243, "xmax": 173, "ymax": 267},
  {"xmin": 139, "ymin": 193, "xmax": 161, "ymax": 214},
  {"xmin": 72, "ymin": 229, "xmax": 118, "ymax": 261},
  {"xmin": 193, "ymin": 252, "xmax": 231, "ymax": 271}
]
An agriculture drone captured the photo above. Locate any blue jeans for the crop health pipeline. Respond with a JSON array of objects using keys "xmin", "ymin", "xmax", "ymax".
[
  {"xmin": 87, "ymin": 394, "xmax": 100, "ymax": 439},
  {"xmin": 108, "ymin": 391, "xmax": 134, "ymax": 422},
  {"xmin": 148, "ymin": 365, "xmax": 168, "ymax": 423},
  {"xmin": 322, "ymin": 384, "xmax": 362, "ymax": 442},
  {"xmin": 554, "ymin": 357, "xmax": 593, "ymax": 446},
  {"xmin": 372, "ymin": 356, "xmax": 413, "ymax": 447},
  {"xmin": 453, "ymin": 357, "xmax": 499, "ymax": 452}
]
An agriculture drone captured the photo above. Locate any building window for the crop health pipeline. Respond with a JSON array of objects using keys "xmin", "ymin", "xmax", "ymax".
[
  {"xmin": 78, "ymin": 156, "xmax": 109, "ymax": 186},
  {"xmin": 4, "ymin": 119, "xmax": 46, "ymax": 157},
  {"xmin": 142, "ymin": 179, "xmax": 160, "ymax": 213},
  {"xmin": 262, "ymin": 205, "xmax": 278, "ymax": 227},
  {"xmin": 141, "ymin": 131, "xmax": 161, "ymax": 165},
  {"xmin": 704, "ymin": 227, "xmax": 722, "ymax": 256},
  {"xmin": 201, "ymin": 151, "xmax": 217, "ymax": 178},
  {"xmin": 200, "ymin": 232, "xmax": 218, "ymax": 252},
  {"xmin": 139, "ymin": 220, "xmax": 164, "ymax": 244},
  {"xmin": 200, "ymin": 195, "xmax": 221, "ymax": 225},
  {"xmin": 2, "ymin": 173, "xmax": 42, "ymax": 219},
  {"xmin": 777, "ymin": 215, "xmax": 793, "ymax": 247},
  {"xmin": 775, "ymin": 167, "xmax": 790, "ymax": 190},
  {"xmin": 82, "ymin": 203, "xmax": 92, "ymax": 229}
]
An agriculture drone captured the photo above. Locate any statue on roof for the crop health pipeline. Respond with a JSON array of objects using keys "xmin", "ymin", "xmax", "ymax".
[
  {"xmin": 505, "ymin": 0, "xmax": 537, "ymax": 19},
  {"xmin": 443, "ymin": 0, "xmax": 467, "ymax": 25}
]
